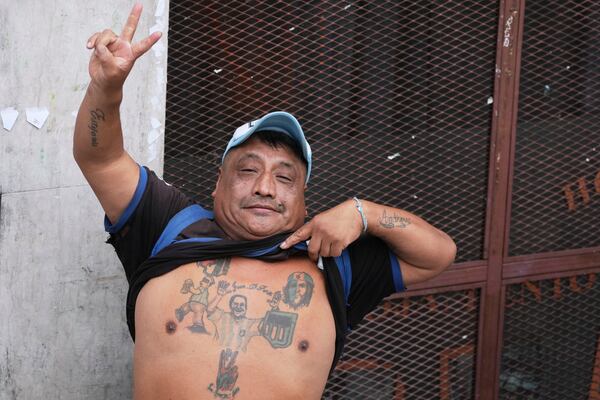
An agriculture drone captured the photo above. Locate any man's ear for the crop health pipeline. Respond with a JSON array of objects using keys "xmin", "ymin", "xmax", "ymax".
[{"xmin": 212, "ymin": 167, "xmax": 223, "ymax": 198}]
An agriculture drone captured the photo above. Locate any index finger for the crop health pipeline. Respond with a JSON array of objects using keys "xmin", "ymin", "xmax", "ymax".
[
  {"xmin": 280, "ymin": 222, "xmax": 312, "ymax": 249},
  {"xmin": 120, "ymin": 3, "xmax": 143, "ymax": 42}
]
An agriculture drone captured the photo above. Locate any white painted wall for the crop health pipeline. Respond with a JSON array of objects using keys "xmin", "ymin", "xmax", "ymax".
[{"xmin": 0, "ymin": 1, "xmax": 168, "ymax": 398}]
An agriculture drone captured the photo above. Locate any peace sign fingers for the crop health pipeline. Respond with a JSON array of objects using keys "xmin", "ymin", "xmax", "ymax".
[
  {"xmin": 120, "ymin": 3, "xmax": 143, "ymax": 43},
  {"xmin": 132, "ymin": 31, "xmax": 162, "ymax": 60}
]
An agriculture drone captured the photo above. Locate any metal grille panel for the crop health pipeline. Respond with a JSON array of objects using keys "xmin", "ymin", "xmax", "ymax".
[
  {"xmin": 500, "ymin": 273, "xmax": 600, "ymax": 399},
  {"xmin": 165, "ymin": 1, "xmax": 499, "ymax": 262},
  {"xmin": 324, "ymin": 289, "xmax": 480, "ymax": 399},
  {"xmin": 508, "ymin": 0, "xmax": 600, "ymax": 256}
]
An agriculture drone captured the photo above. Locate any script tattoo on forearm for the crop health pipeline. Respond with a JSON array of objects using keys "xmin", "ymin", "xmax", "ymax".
[
  {"xmin": 88, "ymin": 108, "xmax": 105, "ymax": 147},
  {"xmin": 379, "ymin": 209, "xmax": 412, "ymax": 229}
]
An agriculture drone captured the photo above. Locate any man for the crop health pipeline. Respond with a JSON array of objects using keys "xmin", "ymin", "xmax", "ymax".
[{"xmin": 74, "ymin": 4, "xmax": 456, "ymax": 399}]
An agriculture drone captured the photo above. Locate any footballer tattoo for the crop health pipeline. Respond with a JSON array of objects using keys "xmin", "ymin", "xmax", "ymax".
[{"xmin": 174, "ymin": 260, "xmax": 317, "ymax": 396}]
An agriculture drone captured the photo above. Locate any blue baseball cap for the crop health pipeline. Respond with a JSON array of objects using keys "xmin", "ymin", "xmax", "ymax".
[{"xmin": 222, "ymin": 111, "xmax": 312, "ymax": 184}]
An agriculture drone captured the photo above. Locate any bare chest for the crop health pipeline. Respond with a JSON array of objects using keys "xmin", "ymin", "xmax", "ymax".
[{"xmin": 133, "ymin": 256, "xmax": 335, "ymax": 399}]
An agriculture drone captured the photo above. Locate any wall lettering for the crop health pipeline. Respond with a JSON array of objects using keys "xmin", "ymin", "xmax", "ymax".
[{"xmin": 563, "ymin": 170, "xmax": 600, "ymax": 211}]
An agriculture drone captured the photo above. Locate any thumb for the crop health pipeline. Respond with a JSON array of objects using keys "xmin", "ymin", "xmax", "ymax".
[
  {"xmin": 280, "ymin": 222, "xmax": 312, "ymax": 249},
  {"xmin": 95, "ymin": 44, "xmax": 112, "ymax": 63}
]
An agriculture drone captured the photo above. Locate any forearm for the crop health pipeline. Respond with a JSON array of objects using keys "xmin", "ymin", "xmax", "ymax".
[
  {"xmin": 73, "ymin": 82, "xmax": 125, "ymax": 166},
  {"xmin": 362, "ymin": 200, "xmax": 456, "ymax": 271}
]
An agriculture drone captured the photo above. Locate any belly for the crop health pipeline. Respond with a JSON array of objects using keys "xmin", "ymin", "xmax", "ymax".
[{"xmin": 133, "ymin": 256, "xmax": 336, "ymax": 400}]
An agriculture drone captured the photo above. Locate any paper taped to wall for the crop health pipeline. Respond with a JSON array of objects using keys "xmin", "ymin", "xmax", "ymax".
[
  {"xmin": 1, "ymin": 107, "xmax": 19, "ymax": 131},
  {"xmin": 148, "ymin": 141, "xmax": 158, "ymax": 163},
  {"xmin": 25, "ymin": 107, "xmax": 49, "ymax": 129},
  {"xmin": 155, "ymin": 0, "xmax": 166, "ymax": 17},
  {"xmin": 147, "ymin": 129, "xmax": 160, "ymax": 144},
  {"xmin": 150, "ymin": 117, "xmax": 161, "ymax": 129}
]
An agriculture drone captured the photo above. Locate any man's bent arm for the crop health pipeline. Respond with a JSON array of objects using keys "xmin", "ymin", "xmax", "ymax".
[{"xmin": 281, "ymin": 199, "xmax": 456, "ymax": 287}]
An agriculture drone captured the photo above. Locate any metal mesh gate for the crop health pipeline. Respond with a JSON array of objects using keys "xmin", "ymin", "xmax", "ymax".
[
  {"xmin": 508, "ymin": 0, "xmax": 600, "ymax": 256},
  {"xmin": 324, "ymin": 289, "xmax": 480, "ymax": 399},
  {"xmin": 500, "ymin": 273, "xmax": 600, "ymax": 399},
  {"xmin": 165, "ymin": 0, "xmax": 499, "ymax": 263}
]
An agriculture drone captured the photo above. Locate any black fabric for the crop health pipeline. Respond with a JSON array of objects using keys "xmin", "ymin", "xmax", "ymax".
[
  {"xmin": 346, "ymin": 235, "xmax": 397, "ymax": 328},
  {"xmin": 106, "ymin": 167, "xmax": 193, "ymax": 282},
  {"xmin": 106, "ymin": 167, "xmax": 400, "ymax": 374}
]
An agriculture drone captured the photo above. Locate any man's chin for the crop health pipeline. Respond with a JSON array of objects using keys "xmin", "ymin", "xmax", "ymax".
[
  {"xmin": 217, "ymin": 212, "xmax": 299, "ymax": 240},
  {"xmin": 242, "ymin": 225, "xmax": 285, "ymax": 240}
]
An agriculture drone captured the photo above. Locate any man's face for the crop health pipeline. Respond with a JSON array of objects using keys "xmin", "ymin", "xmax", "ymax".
[
  {"xmin": 212, "ymin": 137, "xmax": 307, "ymax": 240},
  {"xmin": 291, "ymin": 273, "xmax": 308, "ymax": 304},
  {"xmin": 230, "ymin": 296, "xmax": 247, "ymax": 319},
  {"xmin": 198, "ymin": 277, "xmax": 211, "ymax": 289},
  {"xmin": 296, "ymin": 277, "xmax": 308, "ymax": 301}
]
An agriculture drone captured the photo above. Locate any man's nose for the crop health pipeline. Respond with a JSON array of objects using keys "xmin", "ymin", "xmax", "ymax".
[{"xmin": 253, "ymin": 171, "xmax": 276, "ymax": 198}]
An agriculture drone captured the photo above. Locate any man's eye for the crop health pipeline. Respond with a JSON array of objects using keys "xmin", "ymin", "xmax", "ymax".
[
  {"xmin": 277, "ymin": 175, "xmax": 292, "ymax": 183},
  {"xmin": 240, "ymin": 168, "xmax": 256, "ymax": 173}
]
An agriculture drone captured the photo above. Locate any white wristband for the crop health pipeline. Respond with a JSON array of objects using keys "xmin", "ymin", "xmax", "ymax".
[{"xmin": 352, "ymin": 197, "xmax": 368, "ymax": 234}]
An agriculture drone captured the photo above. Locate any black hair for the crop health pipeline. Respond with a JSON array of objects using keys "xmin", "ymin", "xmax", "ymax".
[{"xmin": 227, "ymin": 130, "xmax": 307, "ymax": 168}]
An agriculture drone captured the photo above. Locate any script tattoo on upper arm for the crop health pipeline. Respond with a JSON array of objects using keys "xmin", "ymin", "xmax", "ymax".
[
  {"xmin": 88, "ymin": 108, "xmax": 105, "ymax": 147},
  {"xmin": 170, "ymin": 259, "xmax": 317, "ymax": 398},
  {"xmin": 379, "ymin": 209, "xmax": 412, "ymax": 229}
]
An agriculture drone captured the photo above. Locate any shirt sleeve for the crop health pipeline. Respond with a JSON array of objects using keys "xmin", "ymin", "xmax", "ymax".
[
  {"xmin": 105, "ymin": 165, "xmax": 194, "ymax": 282},
  {"xmin": 345, "ymin": 235, "xmax": 406, "ymax": 329}
]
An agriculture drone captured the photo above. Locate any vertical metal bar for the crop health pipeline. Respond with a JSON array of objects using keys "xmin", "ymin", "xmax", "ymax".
[
  {"xmin": 474, "ymin": 284, "xmax": 487, "ymax": 399},
  {"xmin": 478, "ymin": 0, "xmax": 524, "ymax": 398},
  {"xmin": 501, "ymin": 0, "xmax": 527, "ymax": 264}
]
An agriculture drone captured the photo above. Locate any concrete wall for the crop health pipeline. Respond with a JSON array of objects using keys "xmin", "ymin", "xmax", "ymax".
[{"xmin": 0, "ymin": 1, "xmax": 168, "ymax": 398}]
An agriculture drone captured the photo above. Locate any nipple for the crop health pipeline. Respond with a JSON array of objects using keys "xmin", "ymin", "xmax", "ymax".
[
  {"xmin": 165, "ymin": 320, "xmax": 177, "ymax": 335},
  {"xmin": 298, "ymin": 340, "xmax": 309, "ymax": 352}
]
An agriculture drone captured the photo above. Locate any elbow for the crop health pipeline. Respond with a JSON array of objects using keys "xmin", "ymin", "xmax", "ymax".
[
  {"xmin": 72, "ymin": 136, "xmax": 89, "ymax": 167},
  {"xmin": 440, "ymin": 235, "xmax": 457, "ymax": 271},
  {"xmin": 429, "ymin": 230, "xmax": 456, "ymax": 274},
  {"xmin": 447, "ymin": 238, "xmax": 457, "ymax": 266},
  {"xmin": 73, "ymin": 147, "xmax": 87, "ymax": 171},
  {"xmin": 423, "ymin": 237, "xmax": 455, "ymax": 282}
]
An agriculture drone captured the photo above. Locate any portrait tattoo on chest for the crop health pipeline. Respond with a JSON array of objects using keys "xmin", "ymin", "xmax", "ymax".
[
  {"xmin": 172, "ymin": 259, "xmax": 317, "ymax": 398},
  {"xmin": 282, "ymin": 272, "xmax": 314, "ymax": 310}
]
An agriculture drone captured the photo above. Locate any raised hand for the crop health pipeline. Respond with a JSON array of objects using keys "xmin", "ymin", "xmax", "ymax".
[
  {"xmin": 85, "ymin": 3, "xmax": 161, "ymax": 92},
  {"xmin": 217, "ymin": 281, "xmax": 233, "ymax": 296}
]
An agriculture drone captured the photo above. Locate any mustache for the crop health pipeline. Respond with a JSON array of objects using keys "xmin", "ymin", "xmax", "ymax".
[{"xmin": 241, "ymin": 197, "xmax": 285, "ymax": 212}]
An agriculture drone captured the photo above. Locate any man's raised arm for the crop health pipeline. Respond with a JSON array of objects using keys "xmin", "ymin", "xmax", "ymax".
[{"xmin": 73, "ymin": 3, "xmax": 161, "ymax": 224}]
